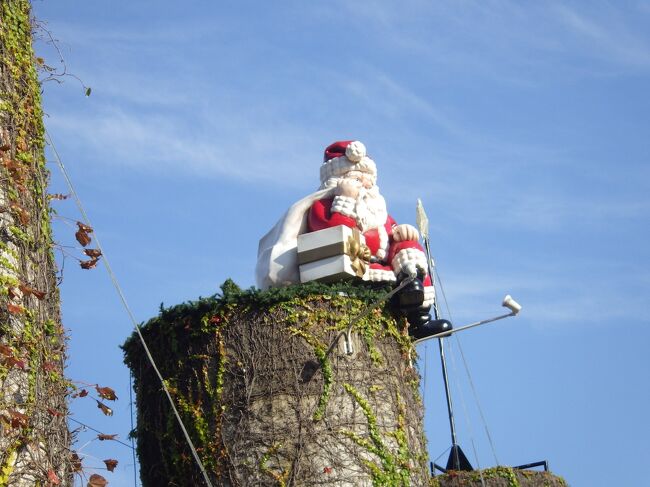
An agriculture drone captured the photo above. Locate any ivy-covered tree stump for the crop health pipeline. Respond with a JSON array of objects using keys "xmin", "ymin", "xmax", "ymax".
[
  {"xmin": 124, "ymin": 281, "xmax": 430, "ymax": 486},
  {"xmin": 431, "ymin": 466, "xmax": 568, "ymax": 486}
]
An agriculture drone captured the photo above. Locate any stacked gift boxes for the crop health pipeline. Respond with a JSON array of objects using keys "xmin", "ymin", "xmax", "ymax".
[{"xmin": 297, "ymin": 225, "xmax": 369, "ymax": 284}]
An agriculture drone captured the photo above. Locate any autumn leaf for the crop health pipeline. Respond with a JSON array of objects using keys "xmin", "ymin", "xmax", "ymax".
[
  {"xmin": 43, "ymin": 361, "xmax": 57, "ymax": 372},
  {"xmin": 96, "ymin": 385, "xmax": 117, "ymax": 401},
  {"xmin": 323, "ymin": 466, "xmax": 333, "ymax": 474},
  {"xmin": 75, "ymin": 222, "xmax": 93, "ymax": 247},
  {"xmin": 0, "ymin": 143, "xmax": 10, "ymax": 151},
  {"xmin": 47, "ymin": 407, "xmax": 64, "ymax": 417},
  {"xmin": 84, "ymin": 248, "xmax": 102, "ymax": 258},
  {"xmin": 80, "ymin": 258, "xmax": 99, "ymax": 270},
  {"xmin": 70, "ymin": 452, "xmax": 83, "ymax": 472},
  {"xmin": 97, "ymin": 433, "xmax": 118, "ymax": 441},
  {"xmin": 4, "ymin": 356, "xmax": 26, "ymax": 370},
  {"xmin": 96, "ymin": 400, "xmax": 113, "ymax": 416},
  {"xmin": 47, "ymin": 468, "xmax": 60, "ymax": 485},
  {"xmin": 103, "ymin": 459, "xmax": 118, "ymax": 472},
  {"xmin": 10, "ymin": 202, "xmax": 30, "ymax": 225},
  {"xmin": 7, "ymin": 303, "xmax": 25, "ymax": 315},
  {"xmin": 19, "ymin": 284, "xmax": 46, "ymax": 300},
  {"xmin": 0, "ymin": 344, "xmax": 13, "ymax": 357},
  {"xmin": 9, "ymin": 410, "xmax": 29, "ymax": 428},
  {"xmin": 87, "ymin": 473, "xmax": 108, "ymax": 487}
]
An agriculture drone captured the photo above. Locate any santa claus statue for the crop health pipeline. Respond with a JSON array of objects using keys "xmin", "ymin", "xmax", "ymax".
[{"xmin": 256, "ymin": 140, "xmax": 451, "ymax": 339}]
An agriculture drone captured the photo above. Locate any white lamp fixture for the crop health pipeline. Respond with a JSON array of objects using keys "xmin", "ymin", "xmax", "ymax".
[{"xmin": 502, "ymin": 295, "xmax": 522, "ymax": 315}]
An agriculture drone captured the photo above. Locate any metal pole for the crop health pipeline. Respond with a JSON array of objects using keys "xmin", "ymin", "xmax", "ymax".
[{"xmin": 423, "ymin": 239, "xmax": 459, "ymax": 456}]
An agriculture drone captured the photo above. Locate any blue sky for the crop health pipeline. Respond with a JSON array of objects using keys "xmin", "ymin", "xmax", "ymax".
[{"xmin": 32, "ymin": 1, "xmax": 649, "ymax": 485}]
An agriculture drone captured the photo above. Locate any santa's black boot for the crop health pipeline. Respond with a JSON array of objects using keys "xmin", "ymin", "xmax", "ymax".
[
  {"xmin": 392, "ymin": 271, "xmax": 425, "ymax": 310},
  {"xmin": 407, "ymin": 307, "xmax": 453, "ymax": 340}
]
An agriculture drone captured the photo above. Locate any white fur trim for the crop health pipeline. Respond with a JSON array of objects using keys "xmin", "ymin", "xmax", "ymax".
[
  {"xmin": 331, "ymin": 195, "xmax": 356, "ymax": 218},
  {"xmin": 423, "ymin": 285, "xmax": 435, "ymax": 308},
  {"xmin": 363, "ymin": 268, "xmax": 397, "ymax": 282},
  {"xmin": 391, "ymin": 248, "xmax": 427, "ymax": 277},
  {"xmin": 345, "ymin": 141, "xmax": 366, "ymax": 162},
  {"xmin": 320, "ymin": 155, "xmax": 377, "ymax": 184}
]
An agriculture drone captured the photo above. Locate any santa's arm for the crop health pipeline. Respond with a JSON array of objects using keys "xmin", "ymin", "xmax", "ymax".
[{"xmin": 308, "ymin": 198, "xmax": 357, "ymax": 232}]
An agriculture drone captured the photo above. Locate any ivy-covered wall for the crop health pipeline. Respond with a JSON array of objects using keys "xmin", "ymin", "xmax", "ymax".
[
  {"xmin": 0, "ymin": 0, "xmax": 71, "ymax": 485},
  {"xmin": 124, "ymin": 280, "xmax": 431, "ymax": 486}
]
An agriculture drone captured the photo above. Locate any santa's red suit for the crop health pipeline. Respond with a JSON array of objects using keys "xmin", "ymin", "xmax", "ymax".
[{"xmin": 308, "ymin": 197, "xmax": 432, "ymax": 286}]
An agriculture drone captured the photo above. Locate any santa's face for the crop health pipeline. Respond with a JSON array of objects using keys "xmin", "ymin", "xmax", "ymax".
[
  {"xmin": 340, "ymin": 170, "xmax": 387, "ymax": 231},
  {"xmin": 344, "ymin": 169, "xmax": 374, "ymax": 190}
]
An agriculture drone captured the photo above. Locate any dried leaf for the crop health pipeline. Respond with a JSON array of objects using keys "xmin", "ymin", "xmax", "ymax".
[
  {"xmin": 87, "ymin": 474, "xmax": 108, "ymax": 487},
  {"xmin": 323, "ymin": 466, "xmax": 333, "ymax": 474},
  {"xmin": 80, "ymin": 258, "xmax": 99, "ymax": 270},
  {"xmin": 74, "ymin": 388, "xmax": 89, "ymax": 398},
  {"xmin": 97, "ymin": 433, "xmax": 118, "ymax": 441},
  {"xmin": 70, "ymin": 452, "xmax": 83, "ymax": 472},
  {"xmin": 75, "ymin": 222, "xmax": 93, "ymax": 247},
  {"xmin": 9, "ymin": 410, "xmax": 28, "ymax": 428},
  {"xmin": 47, "ymin": 468, "xmax": 60, "ymax": 485},
  {"xmin": 47, "ymin": 407, "xmax": 64, "ymax": 417},
  {"xmin": 84, "ymin": 248, "xmax": 102, "ymax": 258},
  {"xmin": 0, "ymin": 144, "xmax": 10, "ymax": 151},
  {"xmin": 4, "ymin": 356, "xmax": 26, "ymax": 370},
  {"xmin": 10, "ymin": 202, "xmax": 30, "ymax": 225},
  {"xmin": 7, "ymin": 303, "xmax": 25, "ymax": 315},
  {"xmin": 0, "ymin": 344, "xmax": 13, "ymax": 357},
  {"xmin": 49, "ymin": 193, "xmax": 70, "ymax": 200},
  {"xmin": 96, "ymin": 400, "xmax": 113, "ymax": 416},
  {"xmin": 103, "ymin": 459, "xmax": 118, "ymax": 472},
  {"xmin": 96, "ymin": 385, "xmax": 117, "ymax": 401},
  {"xmin": 19, "ymin": 284, "xmax": 46, "ymax": 300},
  {"xmin": 43, "ymin": 361, "xmax": 57, "ymax": 372}
]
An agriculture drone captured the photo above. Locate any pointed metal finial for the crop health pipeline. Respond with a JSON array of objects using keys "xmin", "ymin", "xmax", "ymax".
[{"xmin": 416, "ymin": 198, "xmax": 429, "ymax": 241}]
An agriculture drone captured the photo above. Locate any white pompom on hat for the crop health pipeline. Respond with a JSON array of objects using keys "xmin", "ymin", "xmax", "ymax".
[{"xmin": 320, "ymin": 140, "xmax": 377, "ymax": 185}]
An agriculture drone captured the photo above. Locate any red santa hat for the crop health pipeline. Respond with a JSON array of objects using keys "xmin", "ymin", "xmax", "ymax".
[{"xmin": 320, "ymin": 140, "xmax": 377, "ymax": 185}]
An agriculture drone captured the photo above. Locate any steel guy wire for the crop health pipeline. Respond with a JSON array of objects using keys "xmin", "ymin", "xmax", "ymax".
[
  {"xmin": 46, "ymin": 130, "xmax": 215, "ymax": 487},
  {"xmin": 435, "ymin": 267, "xmax": 500, "ymax": 466}
]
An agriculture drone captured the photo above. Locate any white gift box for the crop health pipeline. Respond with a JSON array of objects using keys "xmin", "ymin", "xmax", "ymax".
[{"xmin": 297, "ymin": 225, "xmax": 366, "ymax": 283}]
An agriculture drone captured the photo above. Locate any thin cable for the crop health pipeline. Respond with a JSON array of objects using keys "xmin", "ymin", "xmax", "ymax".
[
  {"xmin": 435, "ymin": 268, "xmax": 500, "ymax": 466},
  {"xmin": 68, "ymin": 418, "xmax": 134, "ymax": 450},
  {"xmin": 445, "ymin": 338, "xmax": 485, "ymax": 487},
  {"xmin": 46, "ymin": 131, "xmax": 214, "ymax": 487},
  {"xmin": 129, "ymin": 371, "xmax": 138, "ymax": 486}
]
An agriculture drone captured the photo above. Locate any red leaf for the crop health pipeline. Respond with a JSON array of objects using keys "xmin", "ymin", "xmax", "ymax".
[
  {"xmin": 70, "ymin": 452, "xmax": 82, "ymax": 472},
  {"xmin": 96, "ymin": 385, "xmax": 117, "ymax": 401},
  {"xmin": 323, "ymin": 466, "xmax": 333, "ymax": 474},
  {"xmin": 0, "ymin": 344, "xmax": 13, "ymax": 357},
  {"xmin": 97, "ymin": 433, "xmax": 118, "ymax": 441},
  {"xmin": 75, "ymin": 222, "xmax": 93, "ymax": 247},
  {"xmin": 47, "ymin": 468, "xmax": 60, "ymax": 485},
  {"xmin": 7, "ymin": 303, "xmax": 25, "ymax": 315},
  {"xmin": 96, "ymin": 400, "xmax": 113, "ymax": 416},
  {"xmin": 78, "ymin": 389, "xmax": 88, "ymax": 398},
  {"xmin": 83, "ymin": 248, "xmax": 102, "ymax": 258},
  {"xmin": 9, "ymin": 410, "xmax": 28, "ymax": 428},
  {"xmin": 80, "ymin": 258, "xmax": 99, "ymax": 270},
  {"xmin": 47, "ymin": 407, "xmax": 64, "ymax": 417},
  {"xmin": 103, "ymin": 459, "xmax": 118, "ymax": 472},
  {"xmin": 0, "ymin": 144, "xmax": 10, "ymax": 151},
  {"xmin": 209, "ymin": 315, "xmax": 222, "ymax": 324},
  {"xmin": 87, "ymin": 474, "xmax": 108, "ymax": 487},
  {"xmin": 43, "ymin": 361, "xmax": 57, "ymax": 372},
  {"xmin": 49, "ymin": 193, "xmax": 70, "ymax": 200},
  {"xmin": 9, "ymin": 202, "xmax": 30, "ymax": 225},
  {"xmin": 19, "ymin": 284, "xmax": 46, "ymax": 300},
  {"xmin": 4, "ymin": 356, "xmax": 26, "ymax": 370}
]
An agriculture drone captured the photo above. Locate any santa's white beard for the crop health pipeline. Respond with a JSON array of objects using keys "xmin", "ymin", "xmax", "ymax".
[{"xmin": 355, "ymin": 186, "xmax": 388, "ymax": 231}]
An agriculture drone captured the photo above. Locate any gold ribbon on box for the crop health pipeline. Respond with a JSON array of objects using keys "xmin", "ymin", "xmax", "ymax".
[{"xmin": 347, "ymin": 228, "xmax": 372, "ymax": 278}]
